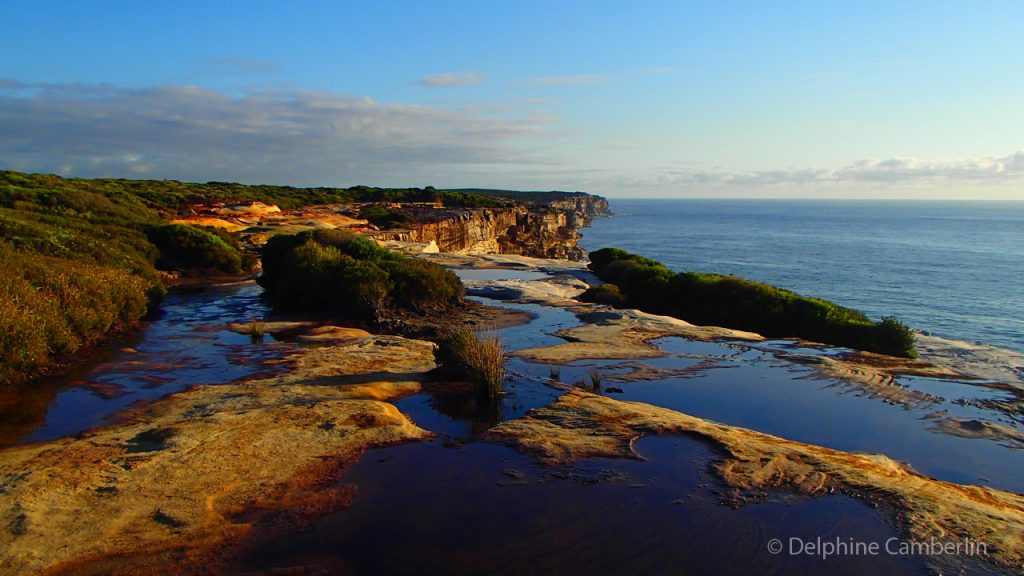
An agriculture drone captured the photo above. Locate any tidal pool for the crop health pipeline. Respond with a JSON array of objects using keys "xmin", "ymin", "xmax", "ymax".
[
  {"xmin": 2, "ymin": 275, "xmax": 1018, "ymax": 575},
  {"xmin": 1, "ymin": 282, "xmax": 290, "ymax": 446},
  {"xmin": 231, "ymin": 437, "xmax": 936, "ymax": 575}
]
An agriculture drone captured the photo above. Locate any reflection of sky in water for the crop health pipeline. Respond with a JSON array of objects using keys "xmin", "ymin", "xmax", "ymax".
[
  {"xmin": 470, "ymin": 293, "xmax": 1024, "ymax": 493},
  {"xmin": 4, "ymin": 269, "xmax": 1018, "ymax": 575},
  {"xmin": 22, "ymin": 282, "xmax": 288, "ymax": 444},
  {"xmin": 16, "ymin": 273, "xmax": 1024, "ymax": 496},
  {"xmin": 237, "ymin": 438, "xmax": 933, "ymax": 576}
]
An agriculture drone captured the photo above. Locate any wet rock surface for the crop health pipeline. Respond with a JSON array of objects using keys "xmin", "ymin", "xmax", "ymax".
[
  {"xmin": 0, "ymin": 334, "xmax": 436, "ymax": 575},
  {"xmin": 486, "ymin": 389, "xmax": 1024, "ymax": 569}
]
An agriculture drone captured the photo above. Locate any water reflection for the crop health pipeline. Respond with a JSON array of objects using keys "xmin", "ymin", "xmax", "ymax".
[{"xmin": 3, "ymin": 282, "xmax": 292, "ymax": 446}]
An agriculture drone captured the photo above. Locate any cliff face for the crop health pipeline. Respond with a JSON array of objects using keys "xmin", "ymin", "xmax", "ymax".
[
  {"xmin": 545, "ymin": 193, "xmax": 612, "ymax": 219},
  {"xmin": 380, "ymin": 193, "xmax": 609, "ymax": 260}
]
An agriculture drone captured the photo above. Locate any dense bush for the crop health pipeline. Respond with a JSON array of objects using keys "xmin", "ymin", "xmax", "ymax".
[
  {"xmin": 0, "ymin": 245, "xmax": 149, "ymax": 383},
  {"xmin": 581, "ymin": 248, "xmax": 917, "ymax": 358},
  {"xmin": 579, "ymin": 283, "xmax": 625, "ymax": 306},
  {"xmin": 146, "ymin": 223, "xmax": 245, "ymax": 273},
  {"xmin": 1, "ymin": 173, "xmax": 169, "ymax": 383},
  {"xmin": 258, "ymin": 229, "xmax": 464, "ymax": 318},
  {"xmin": 0, "ymin": 168, "xmax": 580, "ymax": 384},
  {"xmin": 358, "ymin": 205, "xmax": 415, "ymax": 229}
]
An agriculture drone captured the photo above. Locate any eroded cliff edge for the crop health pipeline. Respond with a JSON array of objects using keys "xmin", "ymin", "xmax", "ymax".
[{"xmin": 375, "ymin": 193, "xmax": 610, "ymax": 259}]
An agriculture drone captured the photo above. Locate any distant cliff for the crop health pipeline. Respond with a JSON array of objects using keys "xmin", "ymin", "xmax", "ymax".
[{"xmin": 378, "ymin": 193, "xmax": 610, "ymax": 260}]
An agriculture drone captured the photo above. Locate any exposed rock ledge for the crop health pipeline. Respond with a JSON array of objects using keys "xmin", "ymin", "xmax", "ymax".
[
  {"xmin": 433, "ymin": 253, "xmax": 1018, "ymax": 407},
  {"xmin": 486, "ymin": 390, "xmax": 1024, "ymax": 569},
  {"xmin": 0, "ymin": 334, "xmax": 437, "ymax": 575},
  {"xmin": 378, "ymin": 195, "xmax": 610, "ymax": 260}
]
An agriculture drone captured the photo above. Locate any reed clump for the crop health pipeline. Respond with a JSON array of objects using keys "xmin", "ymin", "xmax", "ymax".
[
  {"xmin": 437, "ymin": 326, "xmax": 507, "ymax": 401},
  {"xmin": 588, "ymin": 368, "xmax": 602, "ymax": 393},
  {"xmin": 249, "ymin": 316, "xmax": 266, "ymax": 342}
]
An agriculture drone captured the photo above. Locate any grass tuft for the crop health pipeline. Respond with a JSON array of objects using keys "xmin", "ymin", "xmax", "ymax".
[
  {"xmin": 548, "ymin": 365, "xmax": 561, "ymax": 381},
  {"xmin": 250, "ymin": 316, "xmax": 265, "ymax": 342},
  {"xmin": 438, "ymin": 326, "xmax": 507, "ymax": 401}
]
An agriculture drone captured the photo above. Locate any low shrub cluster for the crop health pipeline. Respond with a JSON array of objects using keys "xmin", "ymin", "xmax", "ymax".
[
  {"xmin": 0, "ymin": 245, "xmax": 149, "ymax": 383},
  {"xmin": 358, "ymin": 205, "xmax": 415, "ymax": 229},
  {"xmin": 258, "ymin": 229, "xmax": 464, "ymax": 318},
  {"xmin": 580, "ymin": 248, "xmax": 917, "ymax": 358},
  {"xmin": 146, "ymin": 223, "xmax": 247, "ymax": 273},
  {"xmin": 0, "ymin": 169, "xmax": 584, "ymax": 384}
]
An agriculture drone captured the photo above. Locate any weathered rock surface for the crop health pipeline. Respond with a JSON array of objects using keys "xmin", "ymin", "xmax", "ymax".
[
  {"xmin": 464, "ymin": 276, "xmax": 590, "ymax": 306},
  {"xmin": 432, "ymin": 254, "xmax": 1019, "ymax": 424},
  {"xmin": 380, "ymin": 206, "xmax": 588, "ymax": 259},
  {"xmin": 0, "ymin": 334, "xmax": 437, "ymax": 575},
  {"xmin": 293, "ymin": 325, "xmax": 374, "ymax": 344},
  {"xmin": 486, "ymin": 390, "xmax": 1024, "ymax": 569},
  {"xmin": 914, "ymin": 334, "xmax": 1024, "ymax": 391},
  {"xmin": 932, "ymin": 417, "xmax": 1024, "ymax": 448},
  {"xmin": 513, "ymin": 307, "xmax": 764, "ymax": 363}
]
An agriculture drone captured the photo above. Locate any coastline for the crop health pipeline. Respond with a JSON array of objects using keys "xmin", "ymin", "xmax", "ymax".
[
  {"xmin": 3, "ymin": 250, "xmax": 1023, "ymax": 573},
  {"xmin": 579, "ymin": 198, "xmax": 1024, "ymax": 355}
]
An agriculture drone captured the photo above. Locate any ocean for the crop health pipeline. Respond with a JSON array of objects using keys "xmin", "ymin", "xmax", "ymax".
[{"xmin": 579, "ymin": 199, "xmax": 1024, "ymax": 353}]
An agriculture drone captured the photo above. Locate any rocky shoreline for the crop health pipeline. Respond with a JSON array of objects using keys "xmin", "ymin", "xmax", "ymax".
[
  {"xmin": 172, "ymin": 193, "xmax": 611, "ymax": 263},
  {"xmin": 3, "ymin": 251, "xmax": 1023, "ymax": 574}
]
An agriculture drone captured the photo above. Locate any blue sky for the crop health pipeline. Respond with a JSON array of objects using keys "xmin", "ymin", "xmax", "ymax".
[{"xmin": 1, "ymin": 1, "xmax": 1022, "ymax": 198}]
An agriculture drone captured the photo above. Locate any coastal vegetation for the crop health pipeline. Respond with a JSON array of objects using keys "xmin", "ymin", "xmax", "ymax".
[
  {"xmin": 436, "ymin": 326, "xmax": 507, "ymax": 401},
  {"xmin": 145, "ymin": 223, "xmax": 250, "ymax": 273},
  {"xmin": 580, "ymin": 248, "xmax": 917, "ymax": 358},
  {"xmin": 1, "ymin": 172, "xmax": 165, "ymax": 383},
  {"xmin": 0, "ymin": 246, "xmax": 150, "ymax": 383},
  {"xmin": 0, "ymin": 169, "xmax": 594, "ymax": 384},
  {"xmin": 0, "ymin": 169, "xmax": 526, "ymax": 215},
  {"xmin": 358, "ymin": 205, "xmax": 415, "ymax": 229},
  {"xmin": 449, "ymin": 188, "xmax": 595, "ymax": 205},
  {"xmin": 258, "ymin": 229, "xmax": 464, "ymax": 319}
]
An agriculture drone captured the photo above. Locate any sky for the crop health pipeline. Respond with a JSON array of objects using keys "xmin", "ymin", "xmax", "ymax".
[{"xmin": 1, "ymin": 1, "xmax": 1022, "ymax": 198}]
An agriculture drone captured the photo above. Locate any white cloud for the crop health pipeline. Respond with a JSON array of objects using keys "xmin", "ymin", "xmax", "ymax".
[
  {"xmin": 0, "ymin": 79, "xmax": 553, "ymax": 185},
  {"xmin": 642, "ymin": 153, "xmax": 1024, "ymax": 189},
  {"xmin": 417, "ymin": 72, "xmax": 486, "ymax": 88}
]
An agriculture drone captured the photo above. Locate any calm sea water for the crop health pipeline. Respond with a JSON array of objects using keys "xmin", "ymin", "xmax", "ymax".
[{"xmin": 580, "ymin": 200, "xmax": 1024, "ymax": 353}]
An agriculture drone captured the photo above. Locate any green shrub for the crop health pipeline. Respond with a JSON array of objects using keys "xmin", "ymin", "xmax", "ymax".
[
  {"xmin": 582, "ymin": 247, "xmax": 917, "ymax": 358},
  {"xmin": 0, "ymin": 245, "xmax": 149, "ymax": 383},
  {"xmin": 258, "ymin": 230, "xmax": 463, "ymax": 318},
  {"xmin": 146, "ymin": 223, "xmax": 244, "ymax": 273},
  {"xmin": 579, "ymin": 283, "xmax": 625, "ymax": 306},
  {"xmin": 0, "ymin": 169, "xmax": 509, "ymax": 384},
  {"xmin": 359, "ymin": 205, "xmax": 414, "ymax": 229}
]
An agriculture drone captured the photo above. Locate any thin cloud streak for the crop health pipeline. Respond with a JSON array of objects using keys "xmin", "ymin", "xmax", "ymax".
[
  {"xmin": 417, "ymin": 72, "xmax": 486, "ymax": 88},
  {"xmin": 522, "ymin": 74, "xmax": 609, "ymax": 86},
  {"xmin": 671, "ymin": 154, "xmax": 1024, "ymax": 186},
  {"xmin": 520, "ymin": 67, "xmax": 680, "ymax": 87}
]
